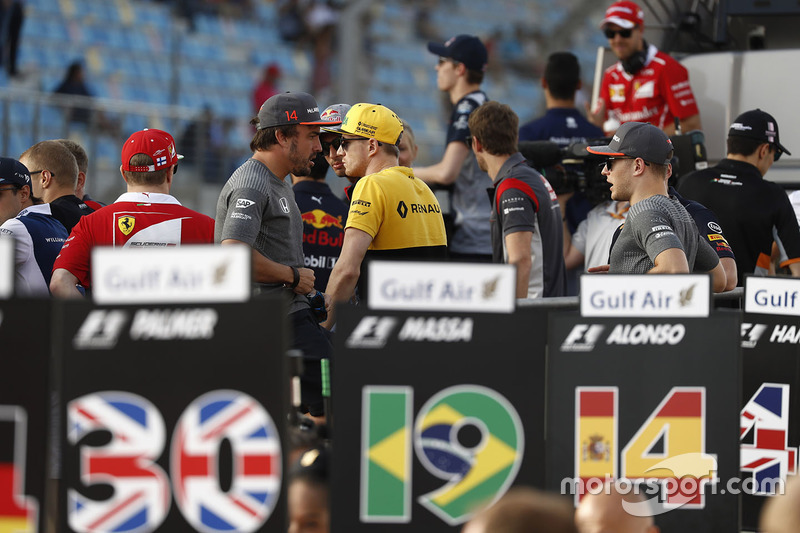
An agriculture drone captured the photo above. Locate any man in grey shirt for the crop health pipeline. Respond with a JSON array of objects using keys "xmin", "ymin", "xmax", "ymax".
[
  {"xmin": 587, "ymin": 122, "xmax": 726, "ymax": 292},
  {"xmin": 215, "ymin": 91, "xmax": 335, "ymax": 418}
]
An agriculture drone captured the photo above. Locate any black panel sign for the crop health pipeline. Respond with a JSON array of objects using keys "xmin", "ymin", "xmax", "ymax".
[
  {"xmin": 739, "ymin": 312, "xmax": 800, "ymax": 530},
  {"xmin": 330, "ymin": 306, "xmax": 547, "ymax": 531},
  {"xmin": 547, "ymin": 311, "xmax": 740, "ymax": 533},
  {"xmin": 0, "ymin": 299, "xmax": 51, "ymax": 533},
  {"xmin": 55, "ymin": 298, "xmax": 289, "ymax": 533}
]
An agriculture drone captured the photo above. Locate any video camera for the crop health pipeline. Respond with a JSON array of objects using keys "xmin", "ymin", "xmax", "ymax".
[{"xmin": 518, "ymin": 130, "xmax": 708, "ymax": 206}]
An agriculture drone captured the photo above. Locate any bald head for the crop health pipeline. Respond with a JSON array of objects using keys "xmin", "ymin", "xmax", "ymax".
[
  {"xmin": 760, "ymin": 475, "xmax": 800, "ymax": 532},
  {"xmin": 575, "ymin": 485, "xmax": 659, "ymax": 533},
  {"xmin": 462, "ymin": 487, "xmax": 577, "ymax": 533}
]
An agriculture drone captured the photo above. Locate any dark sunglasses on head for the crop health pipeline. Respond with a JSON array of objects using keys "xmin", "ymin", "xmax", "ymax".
[
  {"xmin": 771, "ymin": 144, "xmax": 783, "ymax": 161},
  {"xmin": 321, "ymin": 136, "xmax": 342, "ymax": 152},
  {"xmin": 604, "ymin": 28, "xmax": 634, "ymax": 39},
  {"xmin": 600, "ymin": 157, "xmax": 650, "ymax": 171}
]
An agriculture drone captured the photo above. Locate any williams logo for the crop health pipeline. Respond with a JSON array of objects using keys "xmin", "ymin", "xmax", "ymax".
[
  {"xmin": 118, "ymin": 216, "xmax": 135, "ymax": 236},
  {"xmin": 561, "ymin": 324, "xmax": 605, "ymax": 352},
  {"xmin": 346, "ymin": 316, "xmax": 398, "ymax": 348}
]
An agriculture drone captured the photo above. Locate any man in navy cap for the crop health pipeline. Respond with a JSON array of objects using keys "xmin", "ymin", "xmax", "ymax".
[
  {"xmin": 0, "ymin": 157, "xmax": 68, "ymax": 295},
  {"xmin": 215, "ymin": 91, "xmax": 334, "ymax": 419},
  {"xmin": 588, "ymin": 121, "xmax": 725, "ymax": 291},
  {"xmin": 678, "ymin": 109, "xmax": 800, "ymax": 284},
  {"xmin": 415, "ymin": 34, "xmax": 493, "ymax": 262}
]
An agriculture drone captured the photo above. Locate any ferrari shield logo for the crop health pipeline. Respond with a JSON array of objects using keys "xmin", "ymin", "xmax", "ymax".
[{"xmin": 118, "ymin": 215, "xmax": 135, "ymax": 235}]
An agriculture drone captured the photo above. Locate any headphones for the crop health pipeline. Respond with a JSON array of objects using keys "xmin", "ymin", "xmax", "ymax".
[{"xmin": 622, "ymin": 41, "xmax": 648, "ymax": 75}]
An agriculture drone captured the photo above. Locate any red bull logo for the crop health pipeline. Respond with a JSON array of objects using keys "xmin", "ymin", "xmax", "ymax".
[{"xmin": 301, "ymin": 209, "xmax": 344, "ymax": 230}]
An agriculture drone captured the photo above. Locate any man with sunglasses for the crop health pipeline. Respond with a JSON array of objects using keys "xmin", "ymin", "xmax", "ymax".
[
  {"xmin": 587, "ymin": 122, "xmax": 725, "ymax": 291},
  {"xmin": 318, "ymin": 103, "xmax": 359, "ymax": 199},
  {"xmin": 0, "ymin": 157, "xmax": 68, "ymax": 296},
  {"xmin": 322, "ymin": 103, "xmax": 447, "ymax": 329},
  {"xmin": 19, "ymin": 140, "xmax": 93, "ymax": 232},
  {"xmin": 678, "ymin": 109, "xmax": 800, "ymax": 284},
  {"xmin": 588, "ymin": 1, "xmax": 701, "ymax": 136}
]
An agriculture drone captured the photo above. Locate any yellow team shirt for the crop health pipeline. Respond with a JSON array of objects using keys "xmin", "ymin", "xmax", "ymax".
[{"xmin": 346, "ymin": 166, "xmax": 447, "ymax": 251}]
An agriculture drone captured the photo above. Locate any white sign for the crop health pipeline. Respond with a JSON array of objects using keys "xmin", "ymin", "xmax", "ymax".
[
  {"xmin": 580, "ymin": 274, "xmax": 711, "ymax": 317},
  {"xmin": 368, "ymin": 261, "xmax": 516, "ymax": 313},
  {"xmin": 0, "ymin": 236, "xmax": 12, "ymax": 299},
  {"xmin": 745, "ymin": 276, "xmax": 800, "ymax": 317},
  {"xmin": 92, "ymin": 244, "xmax": 251, "ymax": 304}
]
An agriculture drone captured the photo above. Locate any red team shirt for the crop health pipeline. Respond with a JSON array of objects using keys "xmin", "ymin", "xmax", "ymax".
[
  {"xmin": 600, "ymin": 44, "xmax": 699, "ymax": 129},
  {"xmin": 53, "ymin": 192, "xmax": 215, "ymax": 288}
]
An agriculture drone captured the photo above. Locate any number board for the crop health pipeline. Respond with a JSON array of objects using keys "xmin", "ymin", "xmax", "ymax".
[
  {"xmin": 54, "ymin": 298, "xmax": 289, "ymax": 533},
  {"xmin": 739, "ymin": 311, "xmax": 800, "ymax": 530},
  {"xmin": 330, "ymin": 305, "xmax": 547, "ymax": 531},
  {"xmin": 0, "ymin": 299, "xmax": 51, "ymax": 533},
  {"xmin": 547, "ymin": 311, "xmax": 740, "ymax": 533}
]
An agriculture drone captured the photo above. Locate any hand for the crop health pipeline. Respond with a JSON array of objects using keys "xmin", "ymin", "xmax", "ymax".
[
  {"xmin": 294, "ymin": 267, "xmax": 316, "ymax": 294},
  {"xmin": 587, "ymin": 264, "xmax": 610, "ymax": 274},
  {"xmin": 323, "ymin": 292, "xmax": 332, "ymax": 314},
  {"xmin": 585, "ymin": 99, "xmax": 606, "ymax": 128}
]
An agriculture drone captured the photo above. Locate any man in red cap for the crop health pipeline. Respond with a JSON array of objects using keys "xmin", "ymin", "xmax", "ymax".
[
  {"xmin": 50, "ymin": 128, "xmax": 215, "ymax": 297},
  {"xmin": 588, "ymin": 1, "xmax": 701, "ymax": 136}
]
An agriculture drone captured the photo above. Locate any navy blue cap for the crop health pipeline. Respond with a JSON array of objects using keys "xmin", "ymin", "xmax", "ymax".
[
  {"xmin": 0, "ymin": 157, "xmax": 31, "ymax": 189},
  {"xmin": 729, "ymin": 108, "xmax": 791, "ymax": 156},
  {"xmin": 427, "ymin": 35, "xmax": 488, "ymax": 72}
]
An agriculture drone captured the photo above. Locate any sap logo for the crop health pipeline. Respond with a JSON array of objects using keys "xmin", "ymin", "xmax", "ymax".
[
  {"xmin": 345, "ymin": 316, "xmax": 398, "ymax": 349},
  {"xmin": 561, "ymin": 324, "xmax": 605, "ymax": 352},
  {"xmin": 73, "ymin": 310, "xmax": 129, "ymax": 350},
  {"xmin": 397, "ymin": 317, "xmax": 473, "ymax": 342},
  {"xmin": 235, "ymin": 199, "xmax": 255, "ymax": 209},
  {"xmin": 129, "ymin": 309, "xmax": 218, "ymax": 340},
  {"xmin": 769, "ymin": 324, "xmax": 800, "ymax": 344},
  {"xmin": 605, "ymin": 324, "xmax": 685, "ymax": 345},
  {"xmin": 741, "ymin": 322, "xmax": 768, "ymax": 348}
]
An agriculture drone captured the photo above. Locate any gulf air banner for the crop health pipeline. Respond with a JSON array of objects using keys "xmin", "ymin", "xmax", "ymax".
[
  {"xmin": 0, "ymin": 299, "xmax": 51, "ymax": 533},
  {"xmin": 333, "ymin": 306, "xmax": 546, "ymax": 530},
  {"xmin": 54, "ymin": 298, "xmax": 289, "ymax": 533},
  {"xmin": 548, "ymin": 312, "xmax": 740, "ymax": 533}
]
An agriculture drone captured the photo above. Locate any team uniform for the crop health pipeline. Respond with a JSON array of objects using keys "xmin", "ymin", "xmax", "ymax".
[
  {"xmin": 446, "ymin": 90, "xmax": 493, "ymax": 257},
  {"xmin": 0, "ymin": 203, "xmax": 68, "ymax": 295},
  {"xmin": 489, "ymin": 153, "xmax": 566, "ymax": 298},
  {"xmin": 49, "ymin": 194, "xmax": 94, "ymax": 232},
  {"xmin": 678, "ymin": 159, "xmax": 800, "ymax": 284},
  {"xmin": 53, "ymin": 192, "xmax": 214, "ymax": 288},
  {"xmin": 519, "ymin": 107, "xmax": 604, "ymax": 146},
  {"xmin": 609, "ymin": 194, "xmax": 719, "ymax": 274},
  {"xmin": 215, "ymin": 158, "xmax": 332, "ymax": 416},
  {"xmin": 347, "ymin": 165, "xmax": 447, "ymax": 299},
  {"xmin": 573, "ymin": 201, "xmax": 629, "ymax": 270},
  {"xmin": 293, "ymin": 179, "xmax": 348, "ymax": 292},
  {"xmin": 600, "ymin": 43, "xmax": 699, "ymax": 130}
]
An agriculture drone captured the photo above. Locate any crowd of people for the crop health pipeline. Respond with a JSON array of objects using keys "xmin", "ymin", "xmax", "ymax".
[{"xmin": 2, "ymin": 0, "xmax": 800, "ymax": 530}]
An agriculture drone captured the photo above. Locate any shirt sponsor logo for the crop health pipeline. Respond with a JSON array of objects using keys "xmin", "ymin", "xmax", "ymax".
[
  {"xmin": 230, "ymin": 212, "xmax": 252, "ymax": 221},
  {"xmin": 605, "ymin": 323, "xmax": 686, "ymax": 345},
  {"xmin": 397, "ymin": 317, "xmax": 473, "ymax": 342},
  {"xmin": 633, "ymin": 80, "xmax": 655, "ymax": 99},
  {"xmin": 301, "ymin": 209, "xmax": 343, "ymax": 229},
  {"xmin": 707, "ymin": 221, "xmax": 722, "ymax": 233},
  {"xmin": 503, "ymin": 207, "xmax": 525, "ymax": 215},
  {"xmin": 561, "ymin": 324, "xmax": 606, "ymax": 352},
  {"xmin": 118, "ymin": 215, "xmax": 136, "ymax": 236},
  {"xmin": 345, "ymin": 316, "xmax": 398, "ymax": 348},
  {"xmin": 235, "ymin": 199, "xmax": 255, "ymax": 209},
  {"xmin": 609, "ymin": 84, "xmax": 626, "ymax": 103},
  {"xmin": 651, "ymin": 225, "xmax": 671, "ymax": 232},
  {"xmin": 279, "ymin": 197, "xmax": 290, "ymax": 213},
  {"xmin": 410, "ymin": 203, "xmax": 441, "ymax": 214},
  {"xmin": 352, "ymin": 199, "xmax": 371, "ymax": 207},
  {"xmin": 707, "ymin": 233, "xmax": 725, "ymax": 241}
]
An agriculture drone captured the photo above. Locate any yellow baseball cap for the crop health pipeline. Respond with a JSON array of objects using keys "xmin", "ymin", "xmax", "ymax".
[{"xmin": 341, "ymin": 103, "xmax": 404, "ymax": 145}]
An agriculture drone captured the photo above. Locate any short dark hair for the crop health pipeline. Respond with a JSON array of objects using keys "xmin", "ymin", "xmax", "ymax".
[
  {"xmin": 545, "ymin": 52, "xmax": 581, "ymax": 100},
  {"xmin": 249, "ymin": 118, "xmax": 297, "ymax": 152},
  {"xmin": 123, "ymin": 154, "xmax": 168, "ymax": 186},
  {"xmin": 466, "ymin": 68, "xmax": 484, "ymax": 85},
  {"xmin": 468, "ymin": 101, "xmax": 519, "ymax": 156},
  {"xmin": 727, "ymin": 135, "xmax": 764, "ymax": 157}
]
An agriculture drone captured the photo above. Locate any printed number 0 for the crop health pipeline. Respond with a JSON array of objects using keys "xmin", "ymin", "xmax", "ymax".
[{"xmin": 67, "ymin": 390, "xmax": 281, "ymax": 533}]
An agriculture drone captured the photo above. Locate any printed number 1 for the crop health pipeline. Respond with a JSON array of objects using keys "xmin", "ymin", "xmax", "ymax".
[{"xmin": 0, "ymin": 405, "xmax": 38, "ymax": 533}]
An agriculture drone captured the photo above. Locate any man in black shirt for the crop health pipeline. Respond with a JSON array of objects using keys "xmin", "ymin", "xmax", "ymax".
[
  {"xmin": 678, "ymin": 109, "xmax": 800, "ymax": 285},
  {"xmin": 19, "ymin": 140, "xmax": 93, "ymax": 232}
]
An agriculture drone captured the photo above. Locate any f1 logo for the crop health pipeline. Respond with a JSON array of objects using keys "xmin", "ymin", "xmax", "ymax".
[
  {"xmin": 73, "ymin": 310, "xmax": 128, "ymax": 350},
  {"xmin": 561, "ymin": 324, "xmax": 605, "ymax": 351},
  {"xmin": 345, "ymin": 317, "xmax": 398, "ymax": 349}
]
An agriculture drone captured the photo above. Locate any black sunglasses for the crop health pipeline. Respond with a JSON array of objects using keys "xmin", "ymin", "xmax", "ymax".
[
  {"xmin": 29, "ymin": 169, "xmax": 55, "ymax": 177},
  {"xmin": 771, "ymin": 144, "xmax": 783, "ymax": 161},
  {"xmin": 321, "ymin": 137, "xmax": 342, "ymax": 152},
  {"xmin": 340, "ymin": 138, "xmax": 370, "ymax": 151},
  {"xmin": 604, "ymin": 28, "xmax": 634, "ymax": 39},
  {"xmin": 601, "ymin": 157, "xmax": 650, "ymax": 171}
]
